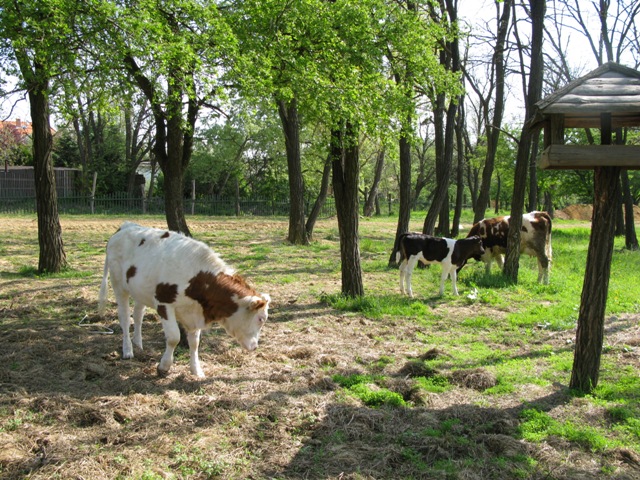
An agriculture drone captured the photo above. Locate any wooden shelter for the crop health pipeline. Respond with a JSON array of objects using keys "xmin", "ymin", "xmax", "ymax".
[
  {"xmin": 531, "ymin": 62, "xmax": 640, "ymax": 170},
  {"xmin": 530, "ymin": 62, "xmax": 640, "ymax": 392}
]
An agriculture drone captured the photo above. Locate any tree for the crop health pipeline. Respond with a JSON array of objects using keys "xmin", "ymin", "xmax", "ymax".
[
  {"xmin": 387, "ymin": 0, "xmax": 458, "ymax": 264},
  {"xmin": 503, "ymin": 0, "xmax": 546, "ymax": 283},
  {"xmin": 0, "ymin": 0, "xmax": 69, "ymax": 273},
  {"xmin": 422, "ymin": 0, "xmax": 463, "ymax": 236},
  {"xmin": 467, "ymin": 0, "xmax": 513, "ymax": 223},
  {"xmin": 93, "ymin": 0, "xmax": 237, "ymax": 235}
]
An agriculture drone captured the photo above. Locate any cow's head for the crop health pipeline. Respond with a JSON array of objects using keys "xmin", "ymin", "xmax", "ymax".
[
  {"xmin": 220, "ymin": 293, "xmax": 271, "ymax": 351},
  {"xmin": 468, "ymin": 235, "xmax": 485, "ymax": 259}
]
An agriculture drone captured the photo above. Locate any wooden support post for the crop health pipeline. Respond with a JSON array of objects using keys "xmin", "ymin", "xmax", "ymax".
[{"xmin": 570, "ymin": 112, "xmax": 620, "ymax": 392}]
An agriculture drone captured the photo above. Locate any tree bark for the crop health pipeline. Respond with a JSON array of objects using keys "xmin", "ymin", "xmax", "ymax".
[
  {"xmin": 504, "ymin": 0, "xmax": 545, "ymax": 282},
  {"xmin": 621, "ymin": 169, "xmax": 639, "ymax": 250},
  {"xmin": 451, "ymin": 102, "xmax": 465, "ymax": 238},
  {"xmin": 473, "ymin": 0, "xmax": 512, "ymax": 223},
  {"xmin": 331, "ymin": 124, "xmax": 364, "ymax": 297},
  {"xmin": 29, "ymin": 80, "xmax": 67, "ymax": 274},
  {"xmin": 570, "ymin": 165, "xmax": 620, "ymax": 392},
  {"xmin": 277, "ymin": 98, "xmax": 309, "ymax": 245},
  {"xmin": 305, "ymin": 156, "xmax": 331, "ymax": 240},
  {"xmin": 389, "ymin": 129, "xmax": 412, "ymax": 266},
  {"xmin": 363, "ymin": 148, "xmax": 385, "ymax": 217}
]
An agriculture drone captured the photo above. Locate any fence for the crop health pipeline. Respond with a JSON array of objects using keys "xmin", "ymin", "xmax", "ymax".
[
  {"xmin": 0, "ymin": 166, "xmax": 80, "ymax": 198},
  {"xmin": 0, "ymin": 192, "xmax": 340, "ymax": 218}
]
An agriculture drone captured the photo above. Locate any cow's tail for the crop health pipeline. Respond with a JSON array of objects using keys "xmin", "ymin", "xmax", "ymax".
[
  {"xmin": 542, "ymin": 211, "xmax": 553, "ymax": 260},
  {"xmin": 98, "ymin": 251, "xmax": 110, "ymax": 317}
]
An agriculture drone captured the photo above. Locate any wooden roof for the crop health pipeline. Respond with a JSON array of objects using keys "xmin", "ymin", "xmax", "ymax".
[{"xmin": 531, "ymin": 62, "xmax": 640, "ymax": 129}]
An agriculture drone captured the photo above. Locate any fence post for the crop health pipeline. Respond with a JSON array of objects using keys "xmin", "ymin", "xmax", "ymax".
[
  {"xmin": 191, "ymin": 179, "xmax": 196, "ymax": 215},
  {"xmin": 91, "ymin": 171, "xmax": 97, "ymax": 214}
]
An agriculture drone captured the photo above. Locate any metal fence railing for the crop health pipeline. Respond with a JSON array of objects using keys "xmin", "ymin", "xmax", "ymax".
[{"xmin": 0, "ymin": 193, "xmax": 340, "ymax": 218}]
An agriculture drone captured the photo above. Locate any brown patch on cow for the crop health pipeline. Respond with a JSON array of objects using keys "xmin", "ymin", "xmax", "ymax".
[
  {"xmin": 126, "ymin": 265, "xmax": 137, "ymax": 283},
  {"xmin": 156, "ymin": 305, "xmax": 168, "ymax": 320},
  {"xmin": 155, "ymin": 283, "xmax": 178, "ymax": 304},
  {"xmin": 138, "ymin": 238, "xmax": 146, "ymax": 246},
  {"xmin": 185, "ymin": 271, "xmax": 258, "ymax": 324},
  {"xmin": 530, "ymin": 219, "xmax": 547, "ymax": 232},
  {"xmin": 251, "ymin": 299, "xmax": 267, "ymax": 311},
  {"xmin": 161, "ymin": 232, "xmax": 170, "ymax": 239}
]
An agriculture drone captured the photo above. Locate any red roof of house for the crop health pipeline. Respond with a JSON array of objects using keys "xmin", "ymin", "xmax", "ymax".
[{"xmin": 0, "ymin": 118, "xmax": 33, "ymax": 141}]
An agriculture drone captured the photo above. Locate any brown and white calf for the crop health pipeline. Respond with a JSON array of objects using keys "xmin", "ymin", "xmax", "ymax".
[
  {"xmin": 396, "ymin": 233, "xmax": 484, "ymax": 297},
  {"xmin": 464, "ymin": 211, "xmax": 552, "ymax": 284},
  {"xmin": 98, "ymin": 222, "xmax": 271, "ymax": 378}
]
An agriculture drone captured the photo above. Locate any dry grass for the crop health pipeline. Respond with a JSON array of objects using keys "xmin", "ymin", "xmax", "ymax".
[{"xmin": 0, "ymin": 215, "xmax": 638, "ymax": 479}]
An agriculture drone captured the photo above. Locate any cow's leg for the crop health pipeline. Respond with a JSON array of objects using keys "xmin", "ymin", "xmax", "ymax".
[
  {"xmin": 495, "ymin": 254, "xmax": 505, "ymax": 271},
  {"xmin": 157, "ymin": 307, "xmax": 180, "ymax": 377},
  {"xmin": 405, "ymin": 256, "xmax": 420, "ymax": 298},
  {"xmin": 449, "ymin": 266, "xmax": 459, "ymax": 296},
  {"xmin": 399, "ymin": 260, "xmax": 407, "ymax": 295},
  {"xmin": 187, "ymin": 329, "xmax": 204, "ymax": 378},
  {"xmin": 132, "ymin": 302, "xmax": 145, "ymax": 351},
  {"xmin": 114, "ymin": 290, "xmax": 134, "ymax": 359},
  {"xmin": 538, "ymin": 254, "xmax": 550, "ymax": 284}
]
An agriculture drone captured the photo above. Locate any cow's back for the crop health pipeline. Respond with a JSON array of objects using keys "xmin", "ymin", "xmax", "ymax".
[{"xmin": 106, "ymin": 223, "xmax": 232, "ymax": 308}]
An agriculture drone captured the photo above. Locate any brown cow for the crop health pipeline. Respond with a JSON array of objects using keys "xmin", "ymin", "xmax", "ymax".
[{"xmin": 464, "ymin": 211, "xmax": 552, "ymax": 284}]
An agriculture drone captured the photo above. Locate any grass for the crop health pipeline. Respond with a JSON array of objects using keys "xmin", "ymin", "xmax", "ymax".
[{"xmin": 0, "ymin": 213, "xmax": 639, "ymax": 479}]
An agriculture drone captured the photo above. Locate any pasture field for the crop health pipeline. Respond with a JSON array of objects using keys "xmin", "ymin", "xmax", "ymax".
[{"xmin": 0, "ymin": 213, "xmax": 639, "ymax": 480}]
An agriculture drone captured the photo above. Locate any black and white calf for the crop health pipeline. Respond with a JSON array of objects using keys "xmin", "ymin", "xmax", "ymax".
[{"xmin": 396, "ymin": 233, "xmax": 484, "ymax": 297}]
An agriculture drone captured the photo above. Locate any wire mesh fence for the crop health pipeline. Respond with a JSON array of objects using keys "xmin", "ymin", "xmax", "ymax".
[{"xmin": 0, "ymin": 193, "xmax": 341, "ymax": 218}]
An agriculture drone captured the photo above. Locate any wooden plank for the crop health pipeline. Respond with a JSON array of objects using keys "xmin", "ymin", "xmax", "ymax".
[
  {"xmin": 539, "ymin": 145, "xmax": 640, "ymax": 169},
  {"xmin": 562, "ymin": 115, "xmax": 640, "ymax": 128},
  {"xmin": 572, "ymin": 84, "xmax": 640, "ymax": 95},
  {"xmin": 559, "ymin": 94, "xmax": 640, "ymax": 104},
  {"xmin": 583, "ymin": 78, "xmax": 640, "ymax": 86},
  {"xmin": 544, "ymin": 102, "xmax": 640, "ymax": 114}
]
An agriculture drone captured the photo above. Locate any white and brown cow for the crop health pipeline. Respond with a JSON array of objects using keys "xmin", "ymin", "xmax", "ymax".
[
  {"xmin": 397, "ymin": 233, "xmax": 484, "ymax": 297},
  {"xmin": 464, "ymin": 211, "xmax": 552, "ymax": 284},
  {"xmin": 98, "ymin": 222, "xmax": 271, "ymax": 378}
]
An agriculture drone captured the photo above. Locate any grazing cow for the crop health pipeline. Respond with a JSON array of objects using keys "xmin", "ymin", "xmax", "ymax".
[
  {"xmin": 464, "ymin": 211, "xmax": 552, "ymax": 284},
  {"xmin": 396, "ymin": 233, "xmax": 485, "ymax": 297},
  {"xmin": 98, "ymin": 222, "xmax": 271, "ymax": 378}
]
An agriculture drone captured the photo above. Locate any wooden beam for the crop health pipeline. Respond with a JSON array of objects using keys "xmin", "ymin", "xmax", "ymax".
[{"xmin": 539, "ymin": 145, "xmax": 640, "ymax": 169}]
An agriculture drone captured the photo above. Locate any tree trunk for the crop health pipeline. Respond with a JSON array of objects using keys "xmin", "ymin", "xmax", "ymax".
[
  {"xmin": 504, "ymin": 0, "xmax": 545, "ymax": 283},
  {"xmin": 495, "ymin": 174, "xmax": 501, "ymax": 214},
  {"xmin": 363, "ymin": 148, "xmax": 385, "ymax": 217},
  {"xmin": 570, "ymin": 166, "xmax": 620, "ymax": 392},
  {"xmin": 451, "ymin": 102, "xmax": 465, "ymax": 238},
  {"xmin": 389, "ymin": 128, "xmax": 412, "ymax": 266},
  {"xmin": 473, "ymin": 0, "xmax": 512, "ymax": 223},
  {"xmin": 277, "ymin": 98, "xmax": 308, "ymax": 245},
  {"xmin": 306, "ymin": 156, "xmax": 332, "ymax": 240},
  {"xmin": 528, "ymin": 139, "xmax": 539, "ymax": 211},
  {"xmin": 621, "ymin": 169, "xmax": 639, "ymax": 250},
  {"xmin": 423, "ymin": 92, "xmax": 456, "ymax": 235},
  {"xmin": 29, "ymin": 83, "xmax": 67, "ymax": 274},
  {"xmin": 163, "ymin": 109, "xmax": 191, "ymax": 235},
  {"xmin": 331, "ymin": 124, "xmax": 364, "ymax": 297}
]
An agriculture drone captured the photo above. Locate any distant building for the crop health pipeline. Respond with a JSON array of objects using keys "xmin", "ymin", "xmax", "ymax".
[{"xmin": 0, "ymin": 118, "xmax": 33, "ymax": 144}]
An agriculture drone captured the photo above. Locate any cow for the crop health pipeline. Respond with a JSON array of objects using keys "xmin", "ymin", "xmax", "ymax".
[
  {"xmin": 396, "ymin": 233, "xmax": 485, "ymax": 297},
  {"xmin": 98, "ymin": 222, "xmax": 271, "ymax": 378},
  {"xmin": 463, "ymin": 211, "xmax": 552, "ymax": 284}
]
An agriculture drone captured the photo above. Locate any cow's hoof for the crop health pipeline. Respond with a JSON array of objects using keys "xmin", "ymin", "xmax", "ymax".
[{"xmin": 156, "ymin": 366, "xmax": 170, "ymax": 378}]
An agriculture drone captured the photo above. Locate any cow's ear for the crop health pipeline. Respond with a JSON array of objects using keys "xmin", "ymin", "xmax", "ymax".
[
  {"xmin": 260, "ymin": 293, "xmax": 271, "ymax": 305},
  {"xmin": 250, "ymin": 297, "xmax": 267, "ymax": 311}
]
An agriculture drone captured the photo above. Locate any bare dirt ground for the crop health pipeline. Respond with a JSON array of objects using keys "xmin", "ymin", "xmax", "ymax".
[
  {"xmin": 0, "ymin": 214, "xmax": 639, "ymax": 479},
  {"xmin": 555, "ymin": 204, "xmax": 640, "ymax": 222}
]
